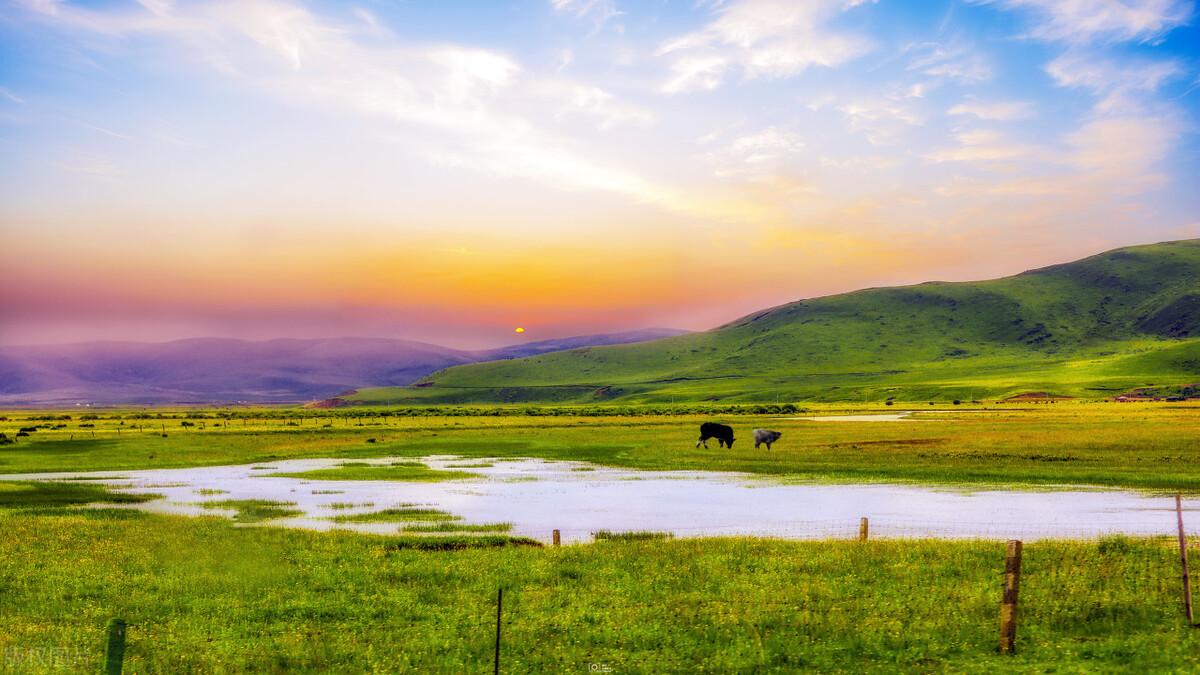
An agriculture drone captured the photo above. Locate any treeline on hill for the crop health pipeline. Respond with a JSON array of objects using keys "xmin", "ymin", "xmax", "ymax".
[{"xmin": 3, "ymin": 403, "xmax": 803, "ymax": 422}]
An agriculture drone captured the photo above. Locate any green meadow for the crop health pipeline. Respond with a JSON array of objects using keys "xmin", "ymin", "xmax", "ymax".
[
  {"xmin": 3, "ymin": 404, "xmax": 1200, "ymax": 672},
  {"xmin": 1, "ymin": 506, "xmax": 1198, "ymax": 672},
  {"xmin": 4, "ymin": 403, "xmax": 1200, "ymax": 490}
]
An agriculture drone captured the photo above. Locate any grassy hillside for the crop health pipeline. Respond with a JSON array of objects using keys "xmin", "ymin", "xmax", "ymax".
[{"xmin": 350, "ymin": 240, "xmax": 1200, "ymax": 404}]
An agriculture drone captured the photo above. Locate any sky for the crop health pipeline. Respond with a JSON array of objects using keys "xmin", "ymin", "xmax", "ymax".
[{"xmin": 1, "ymin": 0, "xmax": 1198, "ymax": 349}]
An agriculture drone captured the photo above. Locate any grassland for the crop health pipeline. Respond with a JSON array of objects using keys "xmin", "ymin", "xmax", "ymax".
[
  {"xmin": 4, "ymin": 405, "xmax": 1200, "ymax": 671},
  {"xmin": 4, "ymin": 403, "xmax": 1200, "ymax": 491},
  {"xmin": 348, "ymin": 239, "xmax": 1200, "ymax": 404},
  {"xmin": 1, "ymin": 506, "xmax": 1197, "ymax": 673}
]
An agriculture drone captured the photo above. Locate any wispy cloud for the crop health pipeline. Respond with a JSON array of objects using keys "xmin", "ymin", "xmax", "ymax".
[
  {"xmin": 906, "ymin": 42, "xmax": 993, "ymax": 83},
  {"xmin": 0, "ymin": 87, "xmax": 26, "ymax": 104},
  {"xmin": 704, "ymin": 126, "xmax": 806, "ymax": 181},
  {"xmin": 925, "ymin": 128, "xmax": 1042, "ymax": 163},
  {"xmin": 980, "ymin": 0, "xmax": 1194, "ymax": 44},
  {"xmin": 947, "ymin": 99, "xmax": 1035, "ymax": 120},
  {"xmin": 12, "ymin": 0, "xmax": 717, "ymax": 219},
  {"xmin": 658, "ymin": 0, "xmax": 873, "ymax": 93},
  {"xmin": 551, "ymin": 0, "xmax": 622, "ymax": 27},
  {"xmin": 1045, "ymin": 51, "xmax": 1184, "ymax": 111}
]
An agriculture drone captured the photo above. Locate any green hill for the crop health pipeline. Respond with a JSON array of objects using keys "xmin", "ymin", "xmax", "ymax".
[{"xmin": 350, "ymin": 239, "xmax": 1200, "ymax": 404}]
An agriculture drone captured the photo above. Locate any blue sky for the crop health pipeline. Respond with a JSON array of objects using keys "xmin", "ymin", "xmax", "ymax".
[{"xmin": 0, "ymin": 0, "xmax": 1198, "ymax": 347}]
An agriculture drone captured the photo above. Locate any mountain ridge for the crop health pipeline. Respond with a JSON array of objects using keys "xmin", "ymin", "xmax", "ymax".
[
  {"xmin": 0, "ymin": 329, "xmax": 688, "ymax": 405},
  {"xmin": 347, "ymin": 239, "xmax": 1200, "ymax": 404}
]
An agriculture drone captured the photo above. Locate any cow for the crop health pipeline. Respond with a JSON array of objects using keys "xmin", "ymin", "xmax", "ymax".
[
  {"xmin": 753, "ymin": 428, "xmax": 782, "ymax": 450},
  {"xmin": 697, "ymin": 422, "xmax": 735, "ymax": 449}
]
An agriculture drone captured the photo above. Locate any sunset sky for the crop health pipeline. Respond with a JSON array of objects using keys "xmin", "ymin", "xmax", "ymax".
[{"xmin": 2, "ymin": 0, "xmax": 1198, "ymax": 348}]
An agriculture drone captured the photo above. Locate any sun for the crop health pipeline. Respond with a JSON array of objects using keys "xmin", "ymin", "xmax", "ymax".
[{"xmin": 514, "ymin": 327, "xmax": 525, "ymax": 333}]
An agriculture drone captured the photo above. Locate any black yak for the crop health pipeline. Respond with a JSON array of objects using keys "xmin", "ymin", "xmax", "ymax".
[{"xmin": 697, "ymin": 422, "xmax": 735, "ymax": 449}]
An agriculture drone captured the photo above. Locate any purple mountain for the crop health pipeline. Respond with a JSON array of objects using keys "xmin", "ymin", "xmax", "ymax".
[{"xmin": 0, "ymin": 329, "xmax": 687, "ymax": 405}]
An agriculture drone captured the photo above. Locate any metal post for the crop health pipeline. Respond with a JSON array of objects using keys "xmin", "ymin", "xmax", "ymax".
[
  {"xmin": 494, "ymin": 588, "xmax": 503, "ymax": 675},
  {"xmin": 1177, "ymin": 495, "xmax": 1194, "ymax": 625}
]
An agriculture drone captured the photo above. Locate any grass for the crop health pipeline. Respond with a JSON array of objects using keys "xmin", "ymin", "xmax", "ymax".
[
  {"xmin": 4, "ymin": 405, "xmax": 1200, "ymax": 669},
  {"xmin": 268, "ymin": 461, "xmax": 478, "ymax": 482},
  {"xmin": 4, "ymin": 405, "xmax": 1200, "ymax": 491},
  {"xmin": 0, "ymin": 508, "xmax": 1197, "ymax": 672},
  {"xmin": 329, "ymin": 507, "xmax": 460, "ymax": 523},
  {"xmin": 199, "ymin": 499, "xmax": 302, "ymax": 523},
  {"xmin": 0, "ymin": 481, "xmax": 156, "ymax": 509}
]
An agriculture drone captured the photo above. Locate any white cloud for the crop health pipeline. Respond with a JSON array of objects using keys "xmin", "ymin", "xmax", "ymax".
[
  {"xmin": 658, "ymin": 0, "xmax": 873, "ymax": 93},
  {"xmin": 925, "ymin": 128, "xmax": 1042, "ymax": 163},
  {"xmin": 547, "ymin": 83, "xmax": 654, "ymax": 129},
  {"xmin": 818, "ymin": 155, "xmax": 898, "ymax": 171},
  {"xmin": 0, "ymin": 87, "xmax": 26, "ymax": 104},
  {"xmin": 12, "ymin": 0, "xmax": 690, "ymax": 213},
  {"xmin": 947, "ymin": 99, "xmax": 1035, "ymax": 120},
  {"xmin": 1045, "ymin": 51, "xmax": 1184, "ymax": 112},
  {"xmin": 550, "ymin": 0, "xmax": 622, "ymax": 29},
  {"xmin": 706, "ymin": 126, "xmax": 805, "ymax": 178},
  {"xmin": 933, "ymin": 110, "xmax": 1182, "ymax": 197},
  {"xmin": 1064, "ymin": 113, "xmax": 1178, "ymax": 190},
  {"xmin": 981, "ymin": 0, "xmax": 1194, "ymax": 44},
  {"xmin": 906, "ymin": 42, "xmax": 992, "ymax": 83},
  {"xmin": 836, "ymin": 90, "xmax": 925, "ymax": 145},
  {"xmin": 662, "ymin": 55, "xmax": 728, "ymax": 94}
]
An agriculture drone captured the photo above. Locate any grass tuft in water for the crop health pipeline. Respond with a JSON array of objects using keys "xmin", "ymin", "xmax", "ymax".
[
  {"xmin": 0, "ymin": 481, "xmax": 157, "ymax": 509},
  {"xmin": 330, "ymin": 507, "xmax": 460, "ymax": 523},
  {"xmin": 199, "ymin": 499, "xmax": 301, "ymax": 523},
  {"xmin": 326, "ymin": 502, "xmax": 373, "ymax": 510},
  {"xmin": 594, "ymin": 530, "xmax": 675, "ymax": 542},
  {"xmin": 403, "ymin": 522, "xmax": 512, "ymax": 533},
  {"xmin": 269, "ymin": 462, "xmax": 477, "ymax": 482}
]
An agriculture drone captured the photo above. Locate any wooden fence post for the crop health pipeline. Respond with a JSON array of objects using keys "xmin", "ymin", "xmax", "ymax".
[
  {"xmin": 552, "ymin": 529, "xmax": 561, "ymax": 547},
  {"xmin": 104, "ymin": 618, "xmax": 127, "ymax": 675},
  {"xmin": 494, "ymin": 588, "xmax": 503, "ymax": 675},
  {"xmin": 1177, "ymin": 495, "xmax": 1194, "ymax": 625},
  {"xmin": 999, "ymin": 540, "xmax": 1022, "ymax": 654},
  {"xmin": 859, "ymin": 517, "xmax": 869, "ymax": 541}
]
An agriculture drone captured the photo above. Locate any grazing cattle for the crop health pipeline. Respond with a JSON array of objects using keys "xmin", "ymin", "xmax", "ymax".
[
  {"xmin": 753, "ymin": 428, "xmax": 782, "ymax": 450},
  {"xmin": 697, "ymin": 422, "xmax": 735, "ymax": 449}
]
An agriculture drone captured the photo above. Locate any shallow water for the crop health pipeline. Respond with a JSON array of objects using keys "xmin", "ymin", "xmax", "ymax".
[
  {"xmin": 2, "ymin": 457, "xmax": 1193, "ymax": 544},
  {"xmin": 797, "ymin": 413, "xmax": 915, "ymax": 422}
]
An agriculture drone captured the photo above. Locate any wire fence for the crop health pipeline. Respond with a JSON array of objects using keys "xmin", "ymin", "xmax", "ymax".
[
  {"xmin": 535, "ymin": 515, "xmax": 1195, "ymax": 544},
  {"xmin": 23, "ymin": 509, "xmax": 1200, "ymax": 673}
]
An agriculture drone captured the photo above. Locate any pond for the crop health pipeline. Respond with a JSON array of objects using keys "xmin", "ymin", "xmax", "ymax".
[{"xmin": 1, "ymin": 456, "xmax": 1192, "ymax": 544}]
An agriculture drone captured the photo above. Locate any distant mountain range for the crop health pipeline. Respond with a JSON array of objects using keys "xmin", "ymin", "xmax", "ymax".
[
  {"xmin": 347, "ymin": 239, "xmax": 1200, "ymax": 404},
  {"xmin": 0, "ymin": 329, "xmax": 687, "ymax": 405}
]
